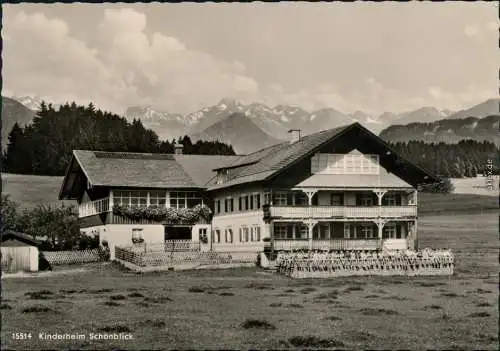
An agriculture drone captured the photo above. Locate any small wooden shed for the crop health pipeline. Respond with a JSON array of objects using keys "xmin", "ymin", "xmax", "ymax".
[{"xmin": 1, "ymin": 230, "xmax": 41, "ymax": 273}]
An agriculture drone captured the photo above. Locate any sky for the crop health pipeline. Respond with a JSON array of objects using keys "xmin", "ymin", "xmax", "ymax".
[{"xmin": 2, "ymin": 2, "xmax": 499, "ymax": 116}]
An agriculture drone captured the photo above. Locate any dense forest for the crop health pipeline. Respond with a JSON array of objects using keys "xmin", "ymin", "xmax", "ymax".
[
  {"xmin": 388, "ymin": 140, "xmax": 499, "ymax": 178},
  {"xmin": 1, "ymin": 102, "xmax": 235, "ymax": 176}
]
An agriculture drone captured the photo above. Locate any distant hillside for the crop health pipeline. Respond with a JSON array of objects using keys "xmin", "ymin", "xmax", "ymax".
[
  {"xmin": 1, "ymin": 96, "xmax": 37, "ymax": 151},
  {"xmin": 379, "ymin": 115, "xmax": 500, "ymax": 145},
  {"xmin": 190, "ymin": 112, "xmax": 283, "ymax": 154},
  {"xmin": 447, "ymin": 98, "xmax": 499, "ymax": 120},
  {"xmin": 1, "ymin": 173, "xmax": 75, "ymax": 209}
]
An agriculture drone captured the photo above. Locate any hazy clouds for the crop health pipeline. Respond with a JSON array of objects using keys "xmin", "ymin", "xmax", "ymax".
[{"xmin": 2, "ymin": 3, "xmax": 498, "ymax": 115}]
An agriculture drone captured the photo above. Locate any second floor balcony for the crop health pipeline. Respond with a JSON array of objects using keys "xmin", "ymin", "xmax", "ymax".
[{"xmin": 266, "ymin": 205, "xmax": 417, "ymax": 220}]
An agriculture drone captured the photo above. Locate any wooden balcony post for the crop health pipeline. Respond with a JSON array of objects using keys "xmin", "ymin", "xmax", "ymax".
[
  {"xmin": 373, "ymin": 189, "xmax": 387, "ymax": 206},
  {"xmin": 376, "ymin": 218, "xmax": 387, "ymax": 249},
  {"xmin": 305, "ymin": 219, "xmax": 317, "ymax": 251}
]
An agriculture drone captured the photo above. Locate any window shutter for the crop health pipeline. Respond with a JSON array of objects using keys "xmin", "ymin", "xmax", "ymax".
[
  {"xmin": 286, "ymin": 193, "xmax": 293, "ymax": 206},
  {"xmin": 355, "ymin": 195, "xmax": 361, "ymax": 206},
  {"xmin": 239, "ymin": 228, "xmax": 242, "ymax": 242},
  {"xmin": 238, "ymin": 197, "xmax": 242, "ymax": 211},
  {"xmin": 256, "ymin": 194, "xmax": 261, "ymax": 209}
]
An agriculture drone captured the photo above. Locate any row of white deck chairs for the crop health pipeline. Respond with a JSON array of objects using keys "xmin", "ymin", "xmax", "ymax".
[{"xmin": 276, "ymin": 248, "xmax": 454, "ymax": 278}]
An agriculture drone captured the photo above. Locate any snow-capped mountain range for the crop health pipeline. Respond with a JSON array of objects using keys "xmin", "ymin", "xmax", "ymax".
[{"xmin": 7, "ymin": 94, "xmax": 499, "ymax": 153}]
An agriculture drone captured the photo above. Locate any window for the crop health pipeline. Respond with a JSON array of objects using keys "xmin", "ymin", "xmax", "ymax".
[
  {"xmin": 272, "ymin": 192, "xmax": 288, "ymax": 206},
  {"xmin": 170, "ymin": 192, "xmax": 202, "ymax": 209},
  {"xmin": 229, "ymin": 198, "xmax": 234, "ymax": 212},
  {"xmin": 114, "ymin": 190, "xmax": 131, "ymax": 206},
  {"xmin": 264, "ymin": 193, "xmax": 271, "ymax": 205},
  {"xmin": 331, "ymin": 193, "xmax": 344, "ymax": 206},
  {"xmin": 250, "ymin": 227, "xmax": 254, "ymax": 241},
  {"xmin": 243, "ymin": 227, "xmax": 249, "ymax": 242},
  {"xmin": 383, "ymin": 194, "xmax": 397, "ymax": 206},
  {"xmin": 274, "ymin": 223, "xmax": 288, "ymax": 239},
  {"xmin": 150, "ymin": 191, "xmax": 167, "ymax": 207},
  {"xmin": 319, "ymin": 223, "xmax": 330, "ymax": 239},
  {"xmin": 129, "ymin": 191, "xmax": 147, "ymax": 207},
  {"xmin": 225, "ymin": 229, "xmax": 233, "ymax": 243},
  {"xmin": 344, "ymin": 223, "xmax": 353, "ymax": 239},
  {"xmin": 199, "ymin": 228, "xmax": 208, "ymax": 243},
  {"xmin": 244, "ymin": 196, "xmax": 249, "ymax": 210},
  {"xmin": 255, "ymin": 194, "xmax": 261, "ymax": 209},
  {"xmin": 132, "ymin": 228, "xmax": 144, "ymax": 243},
  {"xmin": 216, "ymin": 200, "xmax": 221, "ymax": 214},
  {"xmin": 238, "ymin": 197, "xmax": 242, "ymax": 211},
  {"xmin": 254, "ymin": 226, "xmax": 261, "ymax": 241},
  {"xmin": 249, "ymin": 195, "xmax": 254, "ymax": 210},
  {"xmin": 239, "ymin": 228, "xmax": 243, "ymax": 242},
  {"xmin": 295, "ymin": 193, "xmax": 308, "ymax": 206},
  {"xmin": 213, "ymin": 229, "xmax": 221, "ymax": 243},
  {"xmin": 360, "ymin": 224, "xmax": 375, "ymax": 239},
  {"xmin": 383, "ymin": 223, "xmax": 397, "ymax": 239},
  {"xmin": 311, "ymin": 153, "xmax": 380, "ymax": 175},
  {"xmin": 296, "ymin": 224, "xmax": 307, "ymax": 239},
  {"xmin": 359, "ymin": 194, "xmax": 374, "ymax": 206}
]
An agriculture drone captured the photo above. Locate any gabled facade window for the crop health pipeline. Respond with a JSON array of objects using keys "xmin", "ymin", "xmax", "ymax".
[
  {"xmin": 274, "ymin": 223, "xmax": 288, "ymax": 239},
  {"xmin": 311, "ymin": 153, "xmax": 380, "ymax": 175}
]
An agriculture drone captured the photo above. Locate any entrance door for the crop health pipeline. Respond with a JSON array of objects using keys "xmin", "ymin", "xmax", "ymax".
[{"xmin": 164, "ymin": 226, "xmax": 192, "ymax": 240}]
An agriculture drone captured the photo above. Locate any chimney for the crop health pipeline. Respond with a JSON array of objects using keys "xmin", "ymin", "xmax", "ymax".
[
  {"xmin": 174, "ymin": 143, "xmax": 183, "ymax": 155},
  {"xmin": 288, "ymin": 129, "xmax": 301, "ymax": 144}
]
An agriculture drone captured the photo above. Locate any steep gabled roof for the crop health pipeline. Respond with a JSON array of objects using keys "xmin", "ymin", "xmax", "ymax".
[
  {"xmin": 1, "ymin": 230, "xmax": 41, "ymax": 247},
  {"xmin": 59, "ymin": 150, "xmax": 240, "ymax": 199},
  {"xmin": 207, "ymin": 122, "xmax": 437, "ymax": 191},
  {"xmin": 207, "ymin": 125, "xmax": 351, "ymax": 190}
]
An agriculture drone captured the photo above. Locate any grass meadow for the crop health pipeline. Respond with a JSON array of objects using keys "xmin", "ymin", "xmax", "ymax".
[{"xmin": 1, "ymin": 210, "xmax": 498, "ymax": 350}]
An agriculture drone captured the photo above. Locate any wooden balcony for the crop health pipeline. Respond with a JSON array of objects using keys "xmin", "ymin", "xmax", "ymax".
[
  {"xmin": 78, "ymin": 198, "xmax": 110, "ymax": 218},
  {"xmin": 269, "ymin": 205, "xmax": 416, "ymax": 220},
  {"xmin": 273, "ymin": 238, "xmax": 381, "ymax": 251}
]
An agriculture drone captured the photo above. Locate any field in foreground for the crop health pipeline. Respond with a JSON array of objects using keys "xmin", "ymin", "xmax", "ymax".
[{"xmin": 1, "ymin": 212, "xmax": 498, "ymax": 350}]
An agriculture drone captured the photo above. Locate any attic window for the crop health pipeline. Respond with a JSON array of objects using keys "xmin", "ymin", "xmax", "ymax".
[{"xmin": 216, "ymin": 169, "xmax": 228, "ymax": 184}]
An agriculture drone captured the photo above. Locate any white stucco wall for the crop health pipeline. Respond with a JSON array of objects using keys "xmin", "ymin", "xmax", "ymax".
[
  {"xmin": 101, "ymin": 224, "xmax": 164, "ymax": 259},
  {"xmin": 211, "ymin": 211, "xmax": 269, "ymax": 252}
]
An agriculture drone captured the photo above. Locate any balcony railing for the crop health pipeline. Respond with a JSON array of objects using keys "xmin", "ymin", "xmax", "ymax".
[
  {"xmin": 269, "ymin": 205, "xmax": 416, "ymax": 219},
  {"xmin": 78, "ymin": 198, "xmax": 110, "ymax": 218},
  {"xmin": 273, "ymin": 238, "xmax": 381, "ymax": 251}
]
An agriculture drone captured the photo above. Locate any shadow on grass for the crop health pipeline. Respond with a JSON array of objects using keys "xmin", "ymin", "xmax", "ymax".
[
  {"xmin": 98, "ymin": 325, "xmax": 132, "ymax": 333},
  {"xmin": 109, "ymin": 295, "xmax": 127, "ymax": 301},
  {"xmin": 424, "ymin": 304, "xmax": 443, "ymax": 310},
  {"xmin": 128, "ymin": 292, "xmax": 145, "ymax": 298},
  {"xmin": 141, "ymin": 319, "xmax": 166, "ymax": 328},
  {"xmin": 315, "ymin": 290, "xmax": 339, "ymax": 300},
  {"xmin": 22, "ymin": 306, "xmax": 57, "ymax": 313},
  {"xmin": 300, "ymin": 287, "xmax": 317, "ymax": 294},
  {"xmin": 344, "ymin": 285, "xmax": 364, "ymax": 292},
  {"xmin": 414, "ymin": 281, "xmax": 446, "ymax": 287},
  {"xmin": 101, "ymin": 301, "xmax": 121, "ymax": 307},
  {"xmin": 219, "ymin": 292, "xmax": 234, "ymax": 296},
  {"xmin": 365, "ymin": 294, "xmax": 380, "ymax": 299},
  {"xmin": 288, "ymin": 336, "xmax": 345, "ymax": 348},
  {"xmin": 360, "ymin": 308, "xmax": 399, "ymax": 316},
  {"xmin": 88, "ymin": 289, "xmax": 114, "ymax": 294},
  {"xmin": 144, "ymin": 296, "xmax": 173, "ymax": 303},
  {"xmin": 25, "ymin": 290, "xmax": 54, "ymax": 300},
  {"xmin": 440, "ymin": 292, "xmax": 461, "ymax": 298},
  {"xmin": 241, "ymin": 319, "xmax": 276, "ymax": 330},
  {"xmin": 325, "ymin": 316, "xmax": 342, "ymax": 321},
  {"xmin": 0, "ymin": 303, "xmax": 12, "ymax": 310},
  {"xmin": 476, "ymin": 288, "xmax": 492, "ymax": 294},
  {"xmin": 286, "ymin": 303, "xmax": 304, "ymax": 308},
  {"xmin": 245, "ymin": 283, "xmax": 274, "ymax": 290},
  {"xmin": 270, "ymin": 303, "xmax": 283, "ymax": 307},
  {"xmin": 468, "ymin": 312, "xmax": 491, "ymax": 318},
  {"xmin": 476, "ymin": 302, "xmax": 492, "ymax": 307}
]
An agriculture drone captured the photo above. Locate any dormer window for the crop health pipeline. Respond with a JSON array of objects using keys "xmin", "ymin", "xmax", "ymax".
[{"xmin": 216, "ymin": 169, "xmax": 228, "ymax": 184}]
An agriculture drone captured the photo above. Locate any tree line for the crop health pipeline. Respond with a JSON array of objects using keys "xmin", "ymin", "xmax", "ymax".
[
  {"xmin": 1, "ymin": 195, "xmax": 93, "ymax": 251},
  {"xmin": 1, "ymin": 101, "xmax": 235, "ymax": 176},
  {"xmin": 388, "ymin": 140, "xmax": 499, "ymax": 178}
]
